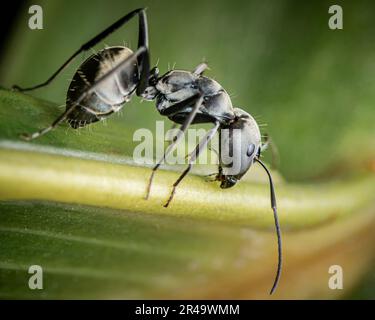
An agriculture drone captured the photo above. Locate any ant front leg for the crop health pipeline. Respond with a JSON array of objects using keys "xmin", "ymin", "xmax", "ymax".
[{"xmin": 204, "ymin": 147, "xmax": 222, "ymax": 182}]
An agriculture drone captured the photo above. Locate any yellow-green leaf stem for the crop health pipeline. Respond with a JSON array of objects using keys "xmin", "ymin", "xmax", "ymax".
[{"xmin": 0, "ymin": 147, "xmax": 374, "ymax": 229}]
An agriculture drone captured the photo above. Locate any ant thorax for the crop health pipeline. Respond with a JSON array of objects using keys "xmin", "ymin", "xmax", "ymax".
[{"xmin": 149, "ymin": 69, "xmax": 235, "ymax": 125}]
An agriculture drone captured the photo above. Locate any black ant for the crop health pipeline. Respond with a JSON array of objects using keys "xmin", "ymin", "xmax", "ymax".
[{"xmin": 13, "ymin": 8, "xmax": 282, "ymax": 295}]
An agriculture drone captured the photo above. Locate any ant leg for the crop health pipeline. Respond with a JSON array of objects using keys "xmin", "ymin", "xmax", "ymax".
[
  {"xmin": 13, "ymin": 8, "xmax": 149, "ymax": 92},
  {"xmin": 135, "ymin": 10, "xmax": 150, "ymax": 95},
  {"xmin": 20, "ymin": 104, "xmax": 77, "ymax": 141},
  {"xmin": 145, "ymin": 94, "xmax": 203, "ymax": 199},
  {"xmin": 203, "ymin": 145, "xmax": 220, "ymax": 181},
  {"xmin": 164, "ymin": 121, "xmax": 220, "ymax": 207},
  {"xmin": 165, "ymin": 123, "xmax": 178, "ymax": 147},
  {"xmin": 261, "ymin": 133, "xmax": 280, "ymax": 169},
  {"xmin": 204, "ymin": 163, "xmax": 223, "ymax": 183},
  {"xmin": 205, "ymin": 127, "xmax": 224, "ymax": 182},
  {"xmin": 21, "ymin": 47, "xmax": 147, "ymax": 140},
  {"xmin": 193, "ymin": 63, "xmax": 209, "ymax": 75}
]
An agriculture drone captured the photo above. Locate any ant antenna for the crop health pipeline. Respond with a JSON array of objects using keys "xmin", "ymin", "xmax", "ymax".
[{"xmin": 255, "ymin": 158, "xmax": 282, "ymax": 295}]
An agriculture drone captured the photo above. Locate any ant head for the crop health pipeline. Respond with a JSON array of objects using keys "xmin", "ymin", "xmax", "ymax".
[{"xmin": 218, "ymin": 108, "xmax": 261, "ymax": 181}]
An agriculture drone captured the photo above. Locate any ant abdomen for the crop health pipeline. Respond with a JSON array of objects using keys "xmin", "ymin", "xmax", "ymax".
[{"xmin": 66, "ymin": 46, "xmax": 138, "ymax": 128}]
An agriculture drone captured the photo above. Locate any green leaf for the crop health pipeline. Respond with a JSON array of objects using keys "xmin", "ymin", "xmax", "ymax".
[{"xmin": 0, "ymin": 89, "xmax": 374, "ymax": 299}]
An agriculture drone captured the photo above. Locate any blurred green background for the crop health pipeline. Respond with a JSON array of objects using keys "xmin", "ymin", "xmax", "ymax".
[
  {"xmin": 0, "ymin": 0, "xmax": 374, "ymax": 299},
  {"xmin": 1, "ymin": 0, "xmax": 374, "ymax": 181}
]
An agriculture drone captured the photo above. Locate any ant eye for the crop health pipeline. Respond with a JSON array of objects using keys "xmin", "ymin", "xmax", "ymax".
[
  {"xmin": 203, "ymin": 96, "xmax": 210, "ymax": 102},
  {"xmin": 190, "ymin": 83, "xmax": 198, "ymax": 89},
  {"xmin": 247, "ymin": 143, "xmax": 255, "ymax": 157}
]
